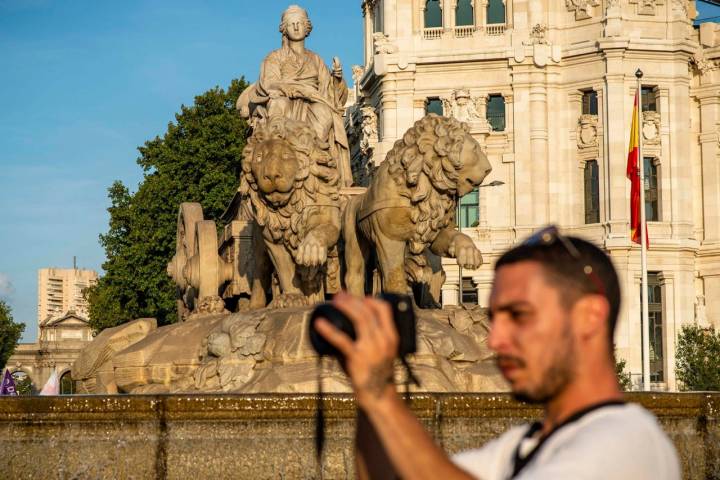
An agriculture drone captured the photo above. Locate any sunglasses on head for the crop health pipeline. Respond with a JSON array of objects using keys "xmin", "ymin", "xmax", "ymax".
[{"xmin": 521, "ymin": 225, "xmax": 606, "ymax": 297}]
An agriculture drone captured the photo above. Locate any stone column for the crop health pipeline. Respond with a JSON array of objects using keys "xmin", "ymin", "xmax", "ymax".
[
  {"xmin": 601, "ymin": 50, "xmax": 629, "ymax": 237},
  {"xmin": 658, "ymin": 272, "xmax": 676, "ymax": 391},
  {"xmin": 363, "ymin": 2, "xmax": 374, "ymax": 66},
  {"xmin": 529, "ymin": 70, "xmax": 549, "ymax": 224},
  {"xmin": 442, "ymin": 282, "xmax": 460, "ymax": 306},
  {"xmin": 568, "ymin": 91, "xmax": 584, "ymax": 225},
  {"xmin": 473, "ymin": 272, "xmax": 494, "ymax": 307},
  {"xmin": 698, "ymin": 91, "xmax": 720, "ymax": 242},
  {"xmin": 383, "ymin": 0, "xmax": 397, "ymax": 38},
  {"xmin": 510, "ymin": 67, "xmax": 533, "ymax": 229}
]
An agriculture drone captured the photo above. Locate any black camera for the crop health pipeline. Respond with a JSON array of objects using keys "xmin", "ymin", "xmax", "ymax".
[{"xmin": 309, "ymin": 293, "xmax": 417, "ymax": 358}]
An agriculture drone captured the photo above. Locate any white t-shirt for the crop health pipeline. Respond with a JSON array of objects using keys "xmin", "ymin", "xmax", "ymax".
[{"xmin": 452, "ymin": 403, "xmax": 681, "ymax": 480}]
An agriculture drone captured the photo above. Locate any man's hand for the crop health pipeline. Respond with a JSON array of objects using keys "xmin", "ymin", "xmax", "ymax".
[{"xmin": 314, "ymin": 292, "xmax": 399, "ymax": 409}]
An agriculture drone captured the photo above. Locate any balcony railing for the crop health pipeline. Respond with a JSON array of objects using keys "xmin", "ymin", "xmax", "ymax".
[
  {"xmin": 454, "ymin": 25, "xmax": 475, "ymax": 38},
  {"xmin": 486, "ymin": 23, "xmax": 506, "ymax": 36},
  {"xmin": 423, "ymin": 27, "xmax": 443, "ymax": 40}
]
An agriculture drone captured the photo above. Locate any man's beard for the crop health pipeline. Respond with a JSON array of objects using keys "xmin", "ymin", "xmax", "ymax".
[{"xmin": 509, "ymin": 325, "xmax": 577, "ymax": 405}]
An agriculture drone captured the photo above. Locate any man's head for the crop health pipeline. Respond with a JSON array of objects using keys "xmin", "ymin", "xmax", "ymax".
[
  {"xmin": 488, "ymin": 231, "xmax": 621, "ymax": 404},
  {"xmin": 280, "ymin": 5, "xmax": 312, "ymax": 41}
]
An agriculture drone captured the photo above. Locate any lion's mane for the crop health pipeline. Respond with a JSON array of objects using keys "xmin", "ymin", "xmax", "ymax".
[
  {"xmin": 383, "ymin": 114, "xmax": 470, "ymax": 255},
  {"xmin": 239, "ymin": 117, "xmax": 340, "ymax": 257}
]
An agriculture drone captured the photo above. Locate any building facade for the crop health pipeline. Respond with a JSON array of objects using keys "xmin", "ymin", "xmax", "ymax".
[
  {"xmin": 347, "ymin": 0, "xmax": 720, "ymax": 390},
  {"xmin": 37, "ymin": 267, "xmax": 97, "ymax": 328},
  {"xmin": 6, "ymin": 312, "xmax": 94, "ymax": 394}
]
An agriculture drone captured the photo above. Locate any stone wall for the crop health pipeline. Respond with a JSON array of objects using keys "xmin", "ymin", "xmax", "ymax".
[{"xmin": 0, "ymin": 393, "xmax": 716, "ymax": 479}]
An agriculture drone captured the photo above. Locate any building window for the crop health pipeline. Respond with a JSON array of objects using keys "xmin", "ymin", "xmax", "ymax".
[
  {"xmin": 582, "ymin": 90, "xmax": 598, "ymax": 115},
  {"xmin": 487, "ymin": 94, "xmax": 505, "ymax": 131},
  {"xmin": 426, "ymin": 97, "xmax": 444, "ymax": 115},
  {"xmin": 424, "ymin": 0, "xmax": 443, "ymax": 28},
  {"xmin": 60, "ymin": 371, "xmax": 75, "ymax": 395},
  {"xmin": 456, "ymin": 0, "xmax": 474, "ymax": 26},
  {"xmin": 584, "ymin": 160, "xmax": 600, "ymax": 224},
  {"xmin": 645, "ymin": 273, "xmax": 664, "ymax": 383},
  {"xmin": 462, "ymin": 277, "xmax": 478, "ymax": 304},
  {"xmin": 487, "ymin": 0, "xmax": 506, "ymax": 24},
  {"xmin": 641, "ymin": 87, "xmax": 656, "ymax": 112},
  {"xmin": 458, "ymin": 188, "xmax": 479, "ymax": 228},
  {"xmin": 644, "ymin": 157, "xmax": 659, "ymax": 221}
]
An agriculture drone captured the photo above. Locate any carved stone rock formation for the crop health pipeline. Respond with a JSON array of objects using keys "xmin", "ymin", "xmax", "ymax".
[
  {"xmin": 191, "ymin": 305, "xmax": 504, "ymax": 394},
  {"xmin": 72, "ymin": 318, "xmax": 157, "ymax": 394}
]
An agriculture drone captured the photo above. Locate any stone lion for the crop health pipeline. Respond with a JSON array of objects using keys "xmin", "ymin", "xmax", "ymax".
[
  {"xmin": 239, "ymin": 116, "xmax": 341, "ymax": 308},
  {"xmin": 343, "ymin": 114, "xmax": 492, "ymax": 299}
]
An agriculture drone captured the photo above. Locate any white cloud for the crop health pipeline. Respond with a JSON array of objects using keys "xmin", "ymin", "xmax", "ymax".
[{"xmin": 0, "ymin": 273, "xmax": 14, "ymax": 299}]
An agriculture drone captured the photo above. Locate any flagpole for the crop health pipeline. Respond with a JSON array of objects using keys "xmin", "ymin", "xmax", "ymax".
[{"xmin": 636, "ymin": 69, "xmax": 651, "ymax": 391}]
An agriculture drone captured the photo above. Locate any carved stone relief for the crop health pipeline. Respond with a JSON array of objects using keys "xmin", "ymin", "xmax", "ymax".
[
  {"xmin": 442, "ymin": 88, "xmax": 488, "ymax": 125},
  {"xmin": 630, "ymin": 0, "xmax": 663, "ymax": 16},
  {"xmin": 577, "ymin": 114, "xmax": 599, "ymax": 149},
  {"xmin": 642, "ymin": 111, "xmax": 661, "ymax": 145},
  {"xmin": 373, "ymin": 32, "xmax": 398, "ymax": 54},
  {"xmin": 359, "ymin": 106, "xmax": 379, "ymax": 155},
  {"xmin": 566, "ymin": 0, "xmax": 600, "ymax": 20},
  {"xmin": 691, "ymin": 51, "xmax": 718, "ymax": 77}
]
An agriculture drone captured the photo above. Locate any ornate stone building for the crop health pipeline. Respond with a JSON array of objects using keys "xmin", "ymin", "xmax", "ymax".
[
  {"xmin": 349, "ymin": 0, "xmax": 720, "ymax": 390},
  {"xmin": 6, "ymin": 311, "xmax": 93, "ymax": 394}
]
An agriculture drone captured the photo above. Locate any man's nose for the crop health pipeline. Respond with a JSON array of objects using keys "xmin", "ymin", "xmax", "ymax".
[{"xmin": 487, "ymin": 317, "xmax": 509, "ymax": 353}]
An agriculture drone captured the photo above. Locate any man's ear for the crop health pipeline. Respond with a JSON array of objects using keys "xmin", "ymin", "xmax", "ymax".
[{"xmin": 572, "ymin": 295, "xmax": 610, "ymax": 341}]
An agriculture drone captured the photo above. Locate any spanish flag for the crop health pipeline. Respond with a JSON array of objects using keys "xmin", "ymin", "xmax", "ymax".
[{"xmin": 626, "ymin": 89, "xmax": 648, "ymax": 246}]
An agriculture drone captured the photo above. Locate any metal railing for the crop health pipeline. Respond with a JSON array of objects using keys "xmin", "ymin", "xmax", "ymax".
[
  {"xmin": 486, "ymin": 23, "xmax": 506, "ymax": 36},
  {"xmin": 454, "ymin": 25, "xmax": 475, "ymax": 38},
  {"xmin": 423, "ymin": 27, "xmax": 444, "ymax": 40}
]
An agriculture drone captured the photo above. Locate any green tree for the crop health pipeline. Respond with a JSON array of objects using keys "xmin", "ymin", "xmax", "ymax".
[
  {"xmin": 675, "ymin": 324, "xmax": 720, "ymax": 391},
  {"xmin": 615, "ymin": 357, "xmax": 632, "ymax": 391},
  {"xmin": 86, "ymin": 78, "xmax": 250, "ymax": 332},
  {"xmin": 0, "ymin": 300, "xmax": 25, "ymax": 370},
  {"xmin": 12, "ymin": 373, "xmax": 33, "ymax": 395}
]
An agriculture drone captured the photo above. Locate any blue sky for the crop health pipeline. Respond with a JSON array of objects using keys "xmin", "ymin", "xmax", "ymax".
[{"xmin": 0, "ymin": 0, "xmax": 363, "ymax": 342}]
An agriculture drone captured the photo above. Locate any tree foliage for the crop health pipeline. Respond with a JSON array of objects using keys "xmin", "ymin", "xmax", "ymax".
[
  {"xmin": 614, "ymin": 357, "xmax": 632, "ymax": 391},
  {"xmin": 0, "ymin": 300, "xmax": 25, "ymax": 370},
  {"xmin": 86, "ymin": 78, "xmax": 250, "ymax": 332},
  {"xmin": 675, "ymin": 324, "xmax": 720, "ymax": 391}
]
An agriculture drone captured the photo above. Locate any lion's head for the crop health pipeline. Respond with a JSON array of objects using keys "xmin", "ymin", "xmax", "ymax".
[
  {"xmin": 239, "ymin": 116, "xmax": 339, "ymax": 252},
  {"xmin": 384, "ymin": 114, "xmax": 492, "ymax": 254}
]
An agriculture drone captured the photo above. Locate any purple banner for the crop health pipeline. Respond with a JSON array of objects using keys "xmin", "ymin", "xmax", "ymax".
[{"xmin": 0, "ymin": 369, "xmax": 17, "ymax": 396}]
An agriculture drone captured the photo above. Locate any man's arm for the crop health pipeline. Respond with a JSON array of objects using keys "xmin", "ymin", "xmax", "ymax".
[{"xmin": 314, "ymin": 293, "xmax": 476, "ymax": 480}]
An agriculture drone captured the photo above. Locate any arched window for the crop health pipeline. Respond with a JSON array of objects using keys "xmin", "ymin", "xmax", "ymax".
[
  {"xmin": 59, "ymin": 371, "xmax": 75, "ymax": 395},
  {"xmin": 456, "ymin": 0, "xmax": 474, "ymax": 26},
  {"xmin": 487, "ymin": 0, "xmax": 506, "ymax": 24},
  {"xmin": 424, "ymin": 0, "xmax": 443, "ymax": 28},
  {"xmin": 584, "ymin": 160, "xmax": 600, "ymax": 224}
]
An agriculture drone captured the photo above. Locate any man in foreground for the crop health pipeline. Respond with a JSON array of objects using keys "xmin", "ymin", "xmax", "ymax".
[{"xmin": 315, "ymin": 227, "xmax": 681, "ymax": 479}]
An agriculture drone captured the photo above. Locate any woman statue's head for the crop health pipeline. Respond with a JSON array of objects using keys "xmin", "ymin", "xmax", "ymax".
[{"xmin": 280, "ymin": 5, "xmax": 313, "ymax": 43}]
